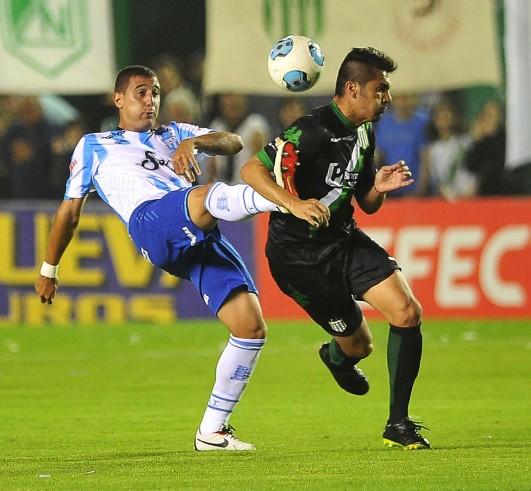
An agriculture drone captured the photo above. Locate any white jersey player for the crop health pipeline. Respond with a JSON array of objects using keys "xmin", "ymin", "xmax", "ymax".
[{"xmin": 35, "ymin": 65, "xmax": 330, "ymax": 451}]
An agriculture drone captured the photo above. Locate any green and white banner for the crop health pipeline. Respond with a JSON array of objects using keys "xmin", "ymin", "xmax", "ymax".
[
  {"xmin": 205, "ymin": 0, "xmax": 501, "ymax": 95},
  {"xmin": 0, "ymin": 0, "xmax": 115, "ymax": 94}
]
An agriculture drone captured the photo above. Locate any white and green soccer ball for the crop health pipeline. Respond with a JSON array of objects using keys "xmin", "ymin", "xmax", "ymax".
[{"xmin": 267, "ymin": 35, "xmax": 325, "ymax": 92}]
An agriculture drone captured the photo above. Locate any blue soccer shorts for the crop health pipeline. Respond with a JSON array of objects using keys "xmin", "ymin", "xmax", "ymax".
[{"xmin": 128, "ymin": 188, "xmax": 257, "ymax": 314}]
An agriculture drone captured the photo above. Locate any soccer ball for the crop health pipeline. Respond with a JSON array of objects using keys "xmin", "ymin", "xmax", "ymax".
[{"xmin": 267, "ymin": 35, "xmax": 324, "ymax": 92}]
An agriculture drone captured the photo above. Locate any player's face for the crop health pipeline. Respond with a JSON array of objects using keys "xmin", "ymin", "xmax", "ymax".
[
  {"xmin": 115, "ymin": 75, "xmax": 160, "ymax": 131},
  {"xmin": 355, "ymin": 70, "xmax": 392, "ymax": 124}
]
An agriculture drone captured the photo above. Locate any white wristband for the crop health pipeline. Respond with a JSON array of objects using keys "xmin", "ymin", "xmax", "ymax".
[{"xmin": 40, "ymin": 261, "xmax": 59, "ymax": 279}]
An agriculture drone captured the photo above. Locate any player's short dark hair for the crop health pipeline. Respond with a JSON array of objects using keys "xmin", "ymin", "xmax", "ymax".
[
  {"xmin": 335, "ymin": 47, "xmax": 397, "ymax": 95},
  {"xmin": 114, "ymin": 65, "xmax": 157, "ymax": 93}
]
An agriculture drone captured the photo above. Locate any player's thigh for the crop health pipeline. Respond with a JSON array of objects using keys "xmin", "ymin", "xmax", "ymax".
[
  {"xmin": 361, "ymin": 270, "xmax": 422, "ymax": 325},
  {"xmin": 186, "ymin": 235, "xmax": 265, "ymax": 337},
  {"xmin": 267, "ymin": 254, "xmax": 363, "ymax": 337}
]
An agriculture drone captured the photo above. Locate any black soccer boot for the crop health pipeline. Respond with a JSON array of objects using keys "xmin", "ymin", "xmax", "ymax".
[
  {"xmin": 383, "ymin": 417, "xmax": 431, "ymax": 450},
  {"xmin": 318, "ymin": 343, "xmax": 369, "ymax": 395}
]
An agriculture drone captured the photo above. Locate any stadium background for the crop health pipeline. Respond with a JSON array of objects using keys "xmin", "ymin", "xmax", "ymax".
[{"xmin": 0, "ymin": 0, "xmax": 530, "ymax": 325}]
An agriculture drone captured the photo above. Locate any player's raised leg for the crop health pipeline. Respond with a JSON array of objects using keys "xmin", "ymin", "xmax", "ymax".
[
  {"xmin": 362, "ymin": 271, "xmax": 430, "ymax": 449},
  {"xmin": 186, "ymin": 182, "xmax": 277, "ymax": 231}
]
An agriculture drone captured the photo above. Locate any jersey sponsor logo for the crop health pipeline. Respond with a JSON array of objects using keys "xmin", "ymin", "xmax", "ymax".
[
  {"xmin": 137, "ymin": 150, "xmax": 173, "ymax": 171},
  {"xmin": 102, "ymin": 129, "xmax": 127, "ymax": 142},
  {"xmin": 328, "ymin": 318, "xmax": 348, "ymax": 333},
  {"xmin": 325, "ymin": 162, "xmax": 359, "ymax": 189}
]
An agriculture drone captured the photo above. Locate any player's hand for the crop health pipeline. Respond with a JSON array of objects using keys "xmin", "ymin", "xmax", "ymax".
[
  {"xmin": 288, "ymin": 198, "xmax": 330, "ymax": 228},
  {"xmin": 172, "ymin": 138, "xmax": 201, "ymax": 183},
  {"xmin": 35, "ymin": 276, "xmax": 58, "ymax": 305},
  {"xmin": 374, "ymin": 161, "xmax": 414, "ymax": 193}
]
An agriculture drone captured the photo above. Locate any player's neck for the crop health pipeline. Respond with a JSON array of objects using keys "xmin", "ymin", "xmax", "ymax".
[{"xmin": 331, "ymin": 97, "xmax": 362, "ymax": 129}]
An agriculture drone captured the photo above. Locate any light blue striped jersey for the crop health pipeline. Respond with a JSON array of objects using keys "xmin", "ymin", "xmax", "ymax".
[{"xmin": 64, "ymin": 122, "xmax": 211, "ymax": 224}]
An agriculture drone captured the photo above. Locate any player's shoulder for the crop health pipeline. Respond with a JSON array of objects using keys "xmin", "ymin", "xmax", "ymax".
[{"xmin": 283, "ymin": 112, "xmax": 325, "ymax": 139}]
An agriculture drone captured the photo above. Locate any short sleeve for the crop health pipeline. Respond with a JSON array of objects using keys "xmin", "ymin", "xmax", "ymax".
[
  {"xmin": 64, "ymin": 136, "xmax": 96, "ymax": 199},
  {"xmin": 170, "ymin": 121, "xmax": 213, "ymax": 161}
]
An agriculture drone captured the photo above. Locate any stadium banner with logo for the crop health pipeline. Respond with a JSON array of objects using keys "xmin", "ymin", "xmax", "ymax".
[
  {"xmin": 255, "ymin": 198, "xmax": 531, "ymax": 319},
  {"xmin": 0, "ymin": 0, "xmax": 115, "ymax": 94},
  {"xmin": 205, "ymin": 0, "xmax": 501, "ymax": 95},
  {"xmin": 0, "ymin": 202, "xmax": 255, "ymax": 325}
]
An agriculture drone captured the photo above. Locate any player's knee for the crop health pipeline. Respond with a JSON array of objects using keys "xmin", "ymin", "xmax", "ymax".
[
  {"xmin": 390, "ymin": 297, "xmax": 422, "ymax": 327},
  {"xmin": 233, "ymin": 318, "xmax": 267, "ymax": 340},
  {"xmin": 244, "ymin": 323, "xmax": 267, "ymax": 340}
]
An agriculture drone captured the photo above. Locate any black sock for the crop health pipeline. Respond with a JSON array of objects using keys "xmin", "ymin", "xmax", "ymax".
[
  {"xmin": 328, "ymin": 339, "xmax": 361, "ymax": 368},
  {"xmin": 387, "ymin": 324, "xmax": 422, "ymax": 424}
]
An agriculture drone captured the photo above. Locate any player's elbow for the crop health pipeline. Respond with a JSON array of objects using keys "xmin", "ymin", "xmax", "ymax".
[{"xmin": 227, "ymin": 133, "xmax": 243, "ymax": 154}]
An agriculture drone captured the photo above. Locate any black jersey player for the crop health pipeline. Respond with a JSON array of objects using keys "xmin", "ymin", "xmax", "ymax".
[{"xmin": 241, "ymin": 47, "xmax": 430, "ymax": 449}]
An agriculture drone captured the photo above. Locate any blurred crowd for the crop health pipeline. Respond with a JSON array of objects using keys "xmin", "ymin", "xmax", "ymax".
[{"xmin": 0, "ymin": 53, "xmax": 528, "ymax": 200}]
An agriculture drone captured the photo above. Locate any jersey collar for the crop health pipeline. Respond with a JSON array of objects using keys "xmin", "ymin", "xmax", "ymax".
[
  {"xmin": 329, "ymin": 101, "xmax": 358, "ymax": 134},
  {"xmin": 116, "ymin": 126, "xmax": 155, "ymax": 144}
]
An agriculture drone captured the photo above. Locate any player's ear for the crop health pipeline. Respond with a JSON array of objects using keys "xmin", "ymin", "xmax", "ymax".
[
  {"xmin": 345, "ymin": 81, "xmax": 359, "ymax": 99},
  {"xmin": 113, "ymin": 92, "xmax": 123, "ymax": 110}
]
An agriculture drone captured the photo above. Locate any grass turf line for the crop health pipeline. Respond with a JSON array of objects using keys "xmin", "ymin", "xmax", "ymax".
[{"xmin": 0, "ymin": 319, "xmax": 530, "ymax": 489}]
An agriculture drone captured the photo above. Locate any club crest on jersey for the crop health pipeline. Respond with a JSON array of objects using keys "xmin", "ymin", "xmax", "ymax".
[{"xmin": 157, "ymin": 125, "xmax": 177, "ymax": 147}]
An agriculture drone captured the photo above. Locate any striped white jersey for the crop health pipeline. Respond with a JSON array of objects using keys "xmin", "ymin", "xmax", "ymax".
[{"xmin": 64, "ymin": 122, "xmax": 211, "ymax": 224}]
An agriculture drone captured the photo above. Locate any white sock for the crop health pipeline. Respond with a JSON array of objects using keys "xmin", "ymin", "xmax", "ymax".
[
  {"xmin": 199, "ymin": 335, "xmax": 265, "ymax": 434},
  {"xmin": 205, "ymin": 182, "xmax": 278, "ymax": 221}
]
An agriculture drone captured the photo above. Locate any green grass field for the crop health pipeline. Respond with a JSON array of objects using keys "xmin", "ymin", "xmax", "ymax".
[{"xmin": 1, "ymin": 319, "xmax": 530, "ymax": 490}]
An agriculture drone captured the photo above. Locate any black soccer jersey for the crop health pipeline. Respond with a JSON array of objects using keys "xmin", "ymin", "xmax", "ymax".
[{"xmin": 257, "ymin": 101, "xmax": 376, "ymax": 265}]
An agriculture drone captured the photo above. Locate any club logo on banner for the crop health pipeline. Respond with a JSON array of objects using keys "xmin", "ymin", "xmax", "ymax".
[
  {"xmin": 392, "ymin": 0, "xmax": 460, "ymax": 51},
  {"xmin": 205, "ymin": 0, "xmax": 501, "ymax": 95},
  {"xmin": 0, "ymin": 0, "xmax": 89, "ymax": 78},
  {"xmin": 0, "ymin": 0, "xmax": 114, "ymax": 94},
  {"xmin": 262, "ymin": 0, "xmax": 324, "ymax": 40}
]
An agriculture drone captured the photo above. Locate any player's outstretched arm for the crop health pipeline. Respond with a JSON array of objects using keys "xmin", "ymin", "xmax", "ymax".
[
  {"xmin": 35, "ymin": 197, "xmax": 87, "ymax": 304},
  {"xmin": 241, "ymin": 157, "xmax": 329, "ymax": 228},
  {"xmin": 173, "ymin": 132, "xmax": 243, "ymax": 183}
]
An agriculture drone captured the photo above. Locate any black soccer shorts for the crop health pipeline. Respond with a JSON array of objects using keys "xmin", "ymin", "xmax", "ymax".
[{"xmin": 267, "ymin": 228, "xmax": 400, "ymax": 337}]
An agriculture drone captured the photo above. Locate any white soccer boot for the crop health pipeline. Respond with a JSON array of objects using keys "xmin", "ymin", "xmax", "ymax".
[{"xmin": 194, "ymin": 425, "xmax": 256, "ymax": 451}]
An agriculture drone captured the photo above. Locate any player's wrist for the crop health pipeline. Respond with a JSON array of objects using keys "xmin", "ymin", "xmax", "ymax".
[
  {"xmin": 40, "ymin": 261, "xmax": 59, "ymax": 279},
  {"xmin": 373, "ymin": 183, "xmax": 386, "ymax": 195}
]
